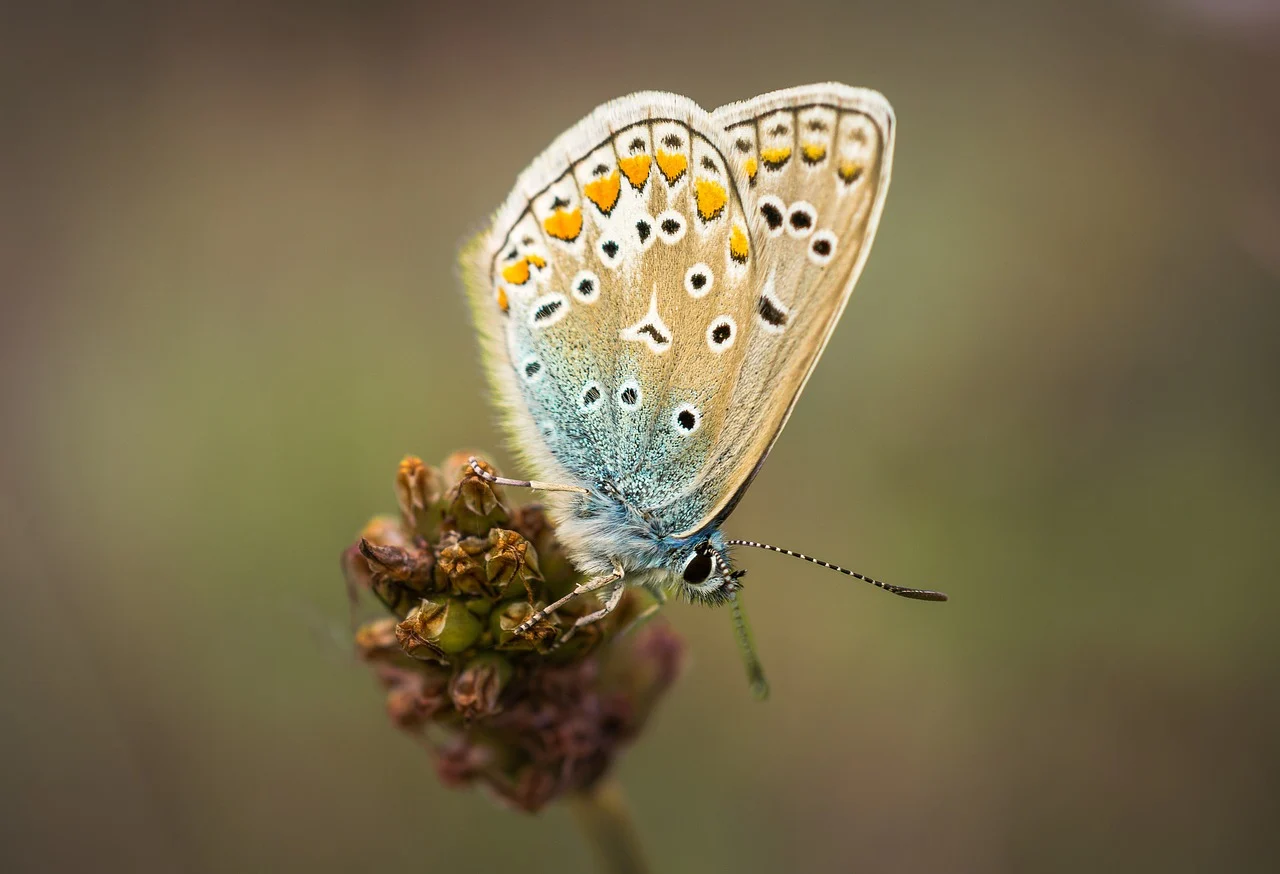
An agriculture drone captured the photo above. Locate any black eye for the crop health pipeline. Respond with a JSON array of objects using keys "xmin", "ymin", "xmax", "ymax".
[{"xmin": 682, "ymin": 546, "xmax": 714, "ymax": 584}]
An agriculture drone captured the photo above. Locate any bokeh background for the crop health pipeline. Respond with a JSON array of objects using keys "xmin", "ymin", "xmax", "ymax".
[{"xmin": 4, "ymin": 1, "xmax": 1279, "ymax": 871}]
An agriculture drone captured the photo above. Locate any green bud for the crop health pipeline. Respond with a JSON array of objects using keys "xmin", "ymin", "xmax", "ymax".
[
  {"xmin": 464, "ymin": 599, "xmax": 493, "ymax": 618},
  {"xmin": 397, "ymin": 597, "xmax": 483, "ymax": 658}
]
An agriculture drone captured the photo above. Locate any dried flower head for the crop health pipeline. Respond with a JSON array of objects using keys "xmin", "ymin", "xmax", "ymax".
[{"xmin": 343, "ymin": 453, "xmax": 684, "ymax": 813}]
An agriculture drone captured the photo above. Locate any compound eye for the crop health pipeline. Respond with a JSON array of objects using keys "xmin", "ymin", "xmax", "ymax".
[{"xmin": 682, "ymin": 545, "xmax": 714, "ymax": 584}]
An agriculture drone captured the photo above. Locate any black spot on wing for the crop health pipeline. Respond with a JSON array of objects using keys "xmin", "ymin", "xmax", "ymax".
[
  {"xmin": 757, "ymin": 296, "xmax": 787, "ymax": 328},
  {"xmin": 637, "ymin": 324, "xmax": 668, "ymax": 345},
  {"xmin": 533, "ymin": 299, "xmax": 563, "ymax": 322}
]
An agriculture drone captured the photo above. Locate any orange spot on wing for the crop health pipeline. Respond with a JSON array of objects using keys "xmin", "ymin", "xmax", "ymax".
[
  {"xmin": 543, "ymin": 208, "xmax": 583, "ymax": 242},
  {"xmin": 655, "ymin": 150, "xmax": 688, "ymax": 185},
  {"xmin": 583, "ymin": 171, "xmax": 621, "ymax": 214},
  {"xmin": 618, "ymin": 154, "xmax": 651, "ymax": 189},
  {"xmin": 760, "ymin": 147, "xmax": 791, "ymax": 169},
  {"xmin": 838, "ymin": 160, "xmax": 864, "ymax": 183},
  {"xmin": 801, "ymin": 144, "xmax": 827, "ymax": 164},
  {"xmin": 743, "ymin": 156, "xmax": 758, "ymax": 183},
  {"xmin": 729, "ymin": 224, "xmax": 749, "ymax": 264},
  {"xmin": 694, "ymin": 178, "xmax": 727, "ymax": 221},
  {"xmin": 501, "ymin": 259, "xmax": 531, "ymax": 285},
  {"xmin": 526, "ymin": 253, "xmax": 546, "ymax": 269},
  {"xmin": 496, "ymin": 286, "xmax": 509, "ymax": 312}
]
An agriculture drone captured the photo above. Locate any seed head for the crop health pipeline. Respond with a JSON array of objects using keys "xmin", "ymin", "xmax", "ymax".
[{"xmin": 344, "ymin": 453, "xmax": 684, "ymax": 812}]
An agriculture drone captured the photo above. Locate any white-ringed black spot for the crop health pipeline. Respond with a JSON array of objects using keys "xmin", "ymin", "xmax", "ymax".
[
  {"xmin": 598, "ymin": 238, "xmax": 623, "ymax": 268},
  {"xmin": 786, "ymin": 201, "xmax": 817, "ymax": 239},
  {"xmin": 620, "ymin": 292, "xmax": 672, "ymax": 355},
  {"xmin": 529, "ymin": 292, "xmax": 569, "ymax": 328},
  {"xmin": 672, "ymin": 404, "xmax": 701, "ymax": 435},
  {"xmin": 635, "ymin": 323, "xmax": 667, "ymax": 345},
  {"xmin": 757, "ymin": 294, "xmax": 788, "ymax": 331},
  {"xmin": 758, "ymin": 195, "xmax": 786, "ymax": 236},
  {"xmin": 571, "ymin": 269, "xmax": 601, "ymax": 303},
  {"xmin": 580, "ymin": 381, "xmax": 604, "ymax": 412},
  {"xmin": 684, "ymin": 262, "xmax": 714, "ymax": 298},
  {"xmin": 656, "ymin": 210, "xmax": 686, "ymax": 244},
  {"xmin": 636, "ymin": 220, "xmax": 651, "ymax": 243},
  {"xmin": 705, "ymin": 315, "xmax": 737, "ymax": 353},
  {"xmin": 808, "ymin": 230, "xmax": 838, "ymax": 266},
  {"xmin": 520, "ymin": 356, "xmax": 544, "ymax": 382},
  {"xmin": 618, "ymin": 380, "xmax": 642, "ymax": 410}
]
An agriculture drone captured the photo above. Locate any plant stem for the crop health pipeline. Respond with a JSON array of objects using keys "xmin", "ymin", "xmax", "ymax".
[{"xmin": 569, "ymin": 779, "xmax": 651, "ymax": 874}]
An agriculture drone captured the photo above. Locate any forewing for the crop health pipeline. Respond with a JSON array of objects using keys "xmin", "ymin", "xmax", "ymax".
[
  {"xmin": 462, "ymin": 93, "xmax": 760, "ymax": 500},
  {"xmin": 652, "ymin": 83, "xmax": 895, "ymax": 536}
]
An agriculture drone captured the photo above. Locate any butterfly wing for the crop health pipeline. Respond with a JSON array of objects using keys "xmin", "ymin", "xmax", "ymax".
[
  {"xmin": 650, "ymin": 83, "xmax": 896, "ymax": 536},
  {"xmin": 462, "ymin": 93, "xmax": 761, "ymax": 505},
  {"xmin": 463, "ymin": 85, "xmax": 891, "ymax": 543}
]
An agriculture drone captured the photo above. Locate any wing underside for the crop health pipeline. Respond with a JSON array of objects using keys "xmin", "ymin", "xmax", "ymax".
[{"xmin": 462, "ymin": 84, "xmax": 893, "ymax": 539}]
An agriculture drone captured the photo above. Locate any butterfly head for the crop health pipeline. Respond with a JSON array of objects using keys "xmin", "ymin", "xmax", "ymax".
[{"xmin": 675, "ymin": 538, "xmax": 746, "ymax": 606}]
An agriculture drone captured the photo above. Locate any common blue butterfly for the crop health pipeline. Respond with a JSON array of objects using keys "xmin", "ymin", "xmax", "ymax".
[{"xmin": 462, "ymin": 83, "xmax": 946, "ymax": 697}]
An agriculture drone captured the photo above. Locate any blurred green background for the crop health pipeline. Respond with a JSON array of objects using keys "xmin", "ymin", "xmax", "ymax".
[{"xmin": 3, "ymin": 1, "xmax": 1279, "ymax": 871}]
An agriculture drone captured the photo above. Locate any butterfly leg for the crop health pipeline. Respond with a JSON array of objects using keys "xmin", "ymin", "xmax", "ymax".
[
  {"xmin": 547, "ymin": 581, "xmax": 627, "ymax": 651},
  {"xmin": 468, "ymin": 457, "xmax": 589, "ymax": 495},
  {"xmin": 570, "ymin": 578, "xmax": 627, "ymax": 629},
  {"xmin": 515, "ymin": 561, "xmax": 625, "ymax": 635}
]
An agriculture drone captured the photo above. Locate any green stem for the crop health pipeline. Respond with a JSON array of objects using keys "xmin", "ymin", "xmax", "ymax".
[{"xmin": 569, "ymin": 779, "xmax": 651, "ymax": 874}]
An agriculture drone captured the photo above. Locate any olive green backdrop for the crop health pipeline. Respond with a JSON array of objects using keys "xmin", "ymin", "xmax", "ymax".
[{"xmin": 3, "ymin": 1, "xmax": 1278, "ymax": 871}]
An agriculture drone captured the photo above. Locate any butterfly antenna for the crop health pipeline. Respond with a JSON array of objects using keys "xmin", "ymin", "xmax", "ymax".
[
  {"xmin": 725, "ymin": 540, "xmax": 949, "ymax": 602},
  {"xmin": 729, "ymin": 592, "xmax": 770, "ymax": 701}
]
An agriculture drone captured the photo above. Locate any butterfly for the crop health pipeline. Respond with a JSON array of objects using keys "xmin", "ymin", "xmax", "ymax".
[{"xmin": 461, "ymin": 83, "xmax": 946, "ymax": 697}]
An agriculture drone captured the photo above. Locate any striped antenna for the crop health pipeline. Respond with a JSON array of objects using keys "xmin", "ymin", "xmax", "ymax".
[{"xmin": 725, "ymin": 540, "xmax": 949, "ymax": 602}]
